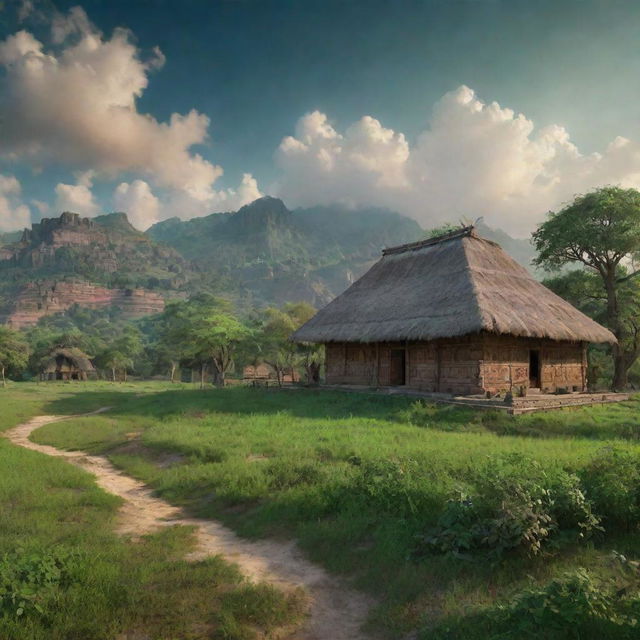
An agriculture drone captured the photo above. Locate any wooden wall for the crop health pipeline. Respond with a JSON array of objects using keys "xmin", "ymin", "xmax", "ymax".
[
  {"xmin": 325, "ymin": 335, "xmax": 587, "ymax": 395},
  {"xmin": 480, "ymin": 335, "xmax": 585, "ymax": 394}
]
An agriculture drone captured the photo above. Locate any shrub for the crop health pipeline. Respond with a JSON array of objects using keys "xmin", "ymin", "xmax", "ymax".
[
  {"xmin": 0, "ymin": 547, "xmax": 83, "ymax": 619},
  {"xmin": 431, "ymin": 555, "xmax": 640, "ymax": 639},
  {"xmin": 580, "ymin": 448, "xmax": 640, "ymax": 531},
  {"xmin": 416, "ymin": 454, "xmax": 601, "ymax": 559},
  {"xmin": 348, "ymin": 457, "xmax": 422, "ymax": 517}
]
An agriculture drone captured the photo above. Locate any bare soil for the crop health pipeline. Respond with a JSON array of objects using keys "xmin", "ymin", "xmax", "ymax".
[{"xmin": 5, "ymin": 410, "xmax": 374, "ymax": 640}]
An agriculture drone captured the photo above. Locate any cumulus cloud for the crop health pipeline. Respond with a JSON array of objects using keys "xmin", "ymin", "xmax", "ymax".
[
  {"xmin": 0, "ymin": 7, "xmax": 222, "ymax": 202},
  {"xmin": 54, "ymin": 170, "xmax": 99, "ymax": 215},
  {"xmin": 113, "ymin": 180, "xmax": 160, "ymax": 230},
  {"xmin": 275, "ymin": 86, "xmax": 640, "ymax": 236},
  {"xmin": 0, "ymin": 174, "xmax": 31, "ymax": 231}
]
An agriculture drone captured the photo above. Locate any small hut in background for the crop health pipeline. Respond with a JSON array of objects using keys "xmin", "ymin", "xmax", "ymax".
[
  {"xmin": 41, "ymin": 348, "xmax": 96, "ymax": 381},
  {"xmin": 292, "ymin": 226, "xmax": 616, "ymax": 396},
  {"xmin": 243, "ymin": 363, "xmax": 300, "ymax": 385}
]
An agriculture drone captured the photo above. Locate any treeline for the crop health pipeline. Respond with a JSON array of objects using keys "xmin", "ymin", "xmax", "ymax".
[
  {"xmin": 0, "ymin": 295, "xmax": 321, "ymax": 386},
  {"xmin": 4, "ymin": 186, "xmax": 640, "ymax": 390}
]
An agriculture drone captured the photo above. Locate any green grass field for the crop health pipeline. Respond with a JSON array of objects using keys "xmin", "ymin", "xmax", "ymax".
[
  {"xmin": 6, "ymin": 381, "xmax": 640, "ymax": 638},
  {"xmin": 0, "ymin": 382, "xmax": 303, "ymax": 640}
]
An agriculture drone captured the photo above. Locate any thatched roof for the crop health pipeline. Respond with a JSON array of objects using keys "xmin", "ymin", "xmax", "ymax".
[
  {"xmin": 292, "ymin": 226, "xmax": 616, "ymax": 345},
  {"xmin": 42, "ymin": 347, "xmax": 95, "ymax": 372}
]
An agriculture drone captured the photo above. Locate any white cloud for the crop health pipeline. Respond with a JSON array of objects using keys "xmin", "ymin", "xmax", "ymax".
[
  {"xmin": 31, "ymin": 199, "xmax": 49, "ymax": 216},
  {"xmin": 0, "ymin": 174, "xmax": 31, "ymax": 231},
  {"xmin": 54, "ymin": 170, "xmax": 99, "ymax": 215},
  {"xmin": 113, "ymin": 179, "xmax": 160, "ymax": 230},
  {"xmin": 163, "ymin": 172, "xmax": 263, "ymax": 220},
  {"xmin": 0, "ymin": 9, "xmax": 222, "ymax": 203},
  {"xmin": 275, "ymin": 86, "xmax": 640, "ymax": 236}
]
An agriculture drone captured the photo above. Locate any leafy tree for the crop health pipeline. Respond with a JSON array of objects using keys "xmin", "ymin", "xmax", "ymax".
[
  {"xmin": 96, "ymin": 349, "xmax": 132, "ymax": 382},
  {"xmin": 153, "ymin": 301, "xmax": 192, "ymax": 382},
  {"xmin": 97, "ymin": 327, "xmax": 143, "ymax": 381},
  {"xmin": 533, "ymin": 186, "xmax": 640, "ymax": 389},
  {"xmin": 168, "ymin": 295, "xmax": 252, "ymax": 388},
  {"xmin": 0, "ymin": 327, "xmax": 29, "ymax": 387},
  {"xmin": 544, "ymin": 270, "xmax": 640, "ymax": 388},
  {"xmin": 257, "ymin": 302, "xmax": 320, "ymax": 385}
]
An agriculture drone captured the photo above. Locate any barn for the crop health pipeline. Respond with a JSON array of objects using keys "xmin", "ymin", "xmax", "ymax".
[{"xmin": 292, "ymin": 226, "xmax": 616, "ymax": 396}]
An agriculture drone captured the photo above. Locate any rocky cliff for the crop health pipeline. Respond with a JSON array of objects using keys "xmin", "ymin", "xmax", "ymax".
[
  {"xmin": 3, "ymin": 279, "xmax": 165, "ymax": 329},
  {"xmin": 0, "ymin": 211, "xmax": 192, "ymax": 327}
]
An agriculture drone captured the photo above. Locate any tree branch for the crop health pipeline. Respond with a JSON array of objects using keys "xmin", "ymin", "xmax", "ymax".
[{"xmin": 616, "ymin": 269, "xmax": 640, "ymax": 284}]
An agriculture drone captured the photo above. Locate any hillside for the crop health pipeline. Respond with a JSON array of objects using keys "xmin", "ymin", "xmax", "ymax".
[
  {"xmin": 0, "ymin": 211, "xmax": 194, "ymax": 327},
  {"xmin": 0, "ymin": 199, "xmax": 539, "ymax": 327},
  {"xmin": 147, "ymin": 196, "xmax": 424, "ymax": 307}
]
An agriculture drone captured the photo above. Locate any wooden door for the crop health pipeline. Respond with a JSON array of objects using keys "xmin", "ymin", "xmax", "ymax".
[
  {"xmin": 529, "ymin": 350, "xmax": 540, "ymax": 388},
  {"xmin": 389, "ymin": 349, "xmax": 406, "ymax": 386}
]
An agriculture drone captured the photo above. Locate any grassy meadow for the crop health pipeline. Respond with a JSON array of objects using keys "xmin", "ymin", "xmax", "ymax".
[
  {"xmin": 0, "ymin": 382, "xmax": 304, "ymax": 640},
  {"xmin": 5, "ymin": 381, "xmax": 640, "ymax": 638}
]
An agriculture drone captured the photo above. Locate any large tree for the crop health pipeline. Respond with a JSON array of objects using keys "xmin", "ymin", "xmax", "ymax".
[
  {"xmin": 177, "ymin": 295, "xmax": 252, "ymax": 388},
  {"xmin": 533, "ymin": 186, "xmax": 640, "ymax": 389},
  {"xmin": 0, "ymin": 327, "xmax": 29, "ymax": 387}
]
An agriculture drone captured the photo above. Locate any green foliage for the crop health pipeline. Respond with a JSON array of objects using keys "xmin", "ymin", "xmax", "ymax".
[
  {"xmin": 431, "ymin": 558, "xmax": 640, "ymax": 639},
  {"xmin": 424, "ymin": 222, "xmax": 465, "ymax": 239},
  {"xmin": 0, "ymin": 326, "xmax": 29, "ymax": 383},
  {"xmin": 14, "ymin": 383, "xmax": 640, "ymax": 637},
  {"xmin": 0, "ymin": 384, "xmax": 304, "ymax": 639},
  {"xmin": 417, "ymin": 455, "xmax": 601, "ymax": 559},
  {"xmin": 0, "ymin": 547, "xmax": 82, "ymax": 618},
  {"xmin": 533, "ymin": 186, "xmax": 640, "ymax": 271},
  {"xmin": 255, "ymin": 301, "xmax": 319, "ymax": 384},
  {"xmin": 579, "ymin": 448, "xmax": 640, "ymax": 531},
  {"xmin": 533, "ymin": 186, "xmax": 640, "ymax": 388}
]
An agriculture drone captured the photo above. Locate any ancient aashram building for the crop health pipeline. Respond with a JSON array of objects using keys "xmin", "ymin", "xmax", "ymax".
[{"xmin": 292, "ymin": 227, "xmax": 616, "ymax": 395}]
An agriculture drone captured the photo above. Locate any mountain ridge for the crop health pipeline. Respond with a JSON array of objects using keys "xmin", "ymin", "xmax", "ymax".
[{"xmin": 0, "ymin": 198, "xmax": 537, "ymax": 327}]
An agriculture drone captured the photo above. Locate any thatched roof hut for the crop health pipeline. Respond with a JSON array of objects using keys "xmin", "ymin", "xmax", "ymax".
[
  {"xmin": 293, "ymin": 226, "xmax": 615, "ymax": 345},
  {"xmin": 292, "ymin": 227, "xmax": 615, "ymax": 396},
  {"xmin": 42, "ymin": 347, "xmax": 96, "ymax": 381}
]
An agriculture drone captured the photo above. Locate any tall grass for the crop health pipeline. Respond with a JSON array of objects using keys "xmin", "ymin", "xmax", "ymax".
[
  {"xmin": 0, "ymin": 382, "xmax": 303, "ymax": 639},
  {"xmin": 29, "ymin": 384, "xmax": 640, "ymax": 637}
]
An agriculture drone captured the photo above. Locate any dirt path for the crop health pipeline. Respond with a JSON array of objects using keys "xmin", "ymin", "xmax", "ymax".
[{"xmin": 5, "ymin": 411, "xmax": 374, "ymax": 640}]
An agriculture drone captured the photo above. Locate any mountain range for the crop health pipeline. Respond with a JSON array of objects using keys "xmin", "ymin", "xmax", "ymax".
[{"xmin": 0, "ymin": 197, "xmax": 536, "ymax": 328}]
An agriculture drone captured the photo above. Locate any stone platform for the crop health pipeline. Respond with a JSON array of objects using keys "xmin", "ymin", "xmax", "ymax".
[{"xmin": 320, "ymin": 385, "xmax": 631, "ymax": 415}]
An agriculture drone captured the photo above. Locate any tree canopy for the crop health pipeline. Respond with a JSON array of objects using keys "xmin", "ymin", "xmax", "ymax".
[
  {"xmin": 0, "ymin": 326, "xmax": 29, "ymax": 386},
  {"xmin": 533, "ymin": 186, "xmax": 640, "ymax": 389}
]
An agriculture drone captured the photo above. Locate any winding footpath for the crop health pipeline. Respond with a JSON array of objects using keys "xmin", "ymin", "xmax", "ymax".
[{"xmin": 5, "ymin": 410, "xmax": 373, "ymax": 640}]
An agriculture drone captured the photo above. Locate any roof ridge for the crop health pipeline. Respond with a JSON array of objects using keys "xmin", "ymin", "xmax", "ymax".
[{"xmin": 382, "ymin": 225, "xmax": 475, "ymax": 256}]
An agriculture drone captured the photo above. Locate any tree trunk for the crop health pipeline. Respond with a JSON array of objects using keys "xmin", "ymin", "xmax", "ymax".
[
  {"xmin": 170, "ymin": 362, "xmax": 176, "ymax": 383},
  {"xmin": 604, "ymin": 270, "xmax": 628, "ymax": 391},
  {"xmin": 200, "ymin": 362, "xmax": 206, "ymax": 390},
  {"xmin": 1, "ymin": 366, "xmax": 5, "ymax": 388},
  {"xmin": 211, "ymin": 357, "xmax": 225, "ymax": 388},
  {"xmin": 111, "ymin": 367, "xmax": 116, "ymax": 382},
  {"xmin": 123, "ymin": 369, "xmax": 127, "ymax": 382}
]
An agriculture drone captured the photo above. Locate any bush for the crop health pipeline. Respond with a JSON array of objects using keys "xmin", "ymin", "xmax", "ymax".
[
  {"xmin": 580, "ymin": 448, "xmax": 640, "ymax": 531},
  {"xmin": 348, "ymin": 457, "xmax": 422, "ymax": 517},
  {"xmin": 430, "ymin": 555, "xmax": 640, "ymax": 639},
  {"xmin": 416, "ymin": 454, "xmax": 601, "ymax": 559},
  {"xmin": 0, "ymin": 547, "xmax": 83, "ymax": 619}
]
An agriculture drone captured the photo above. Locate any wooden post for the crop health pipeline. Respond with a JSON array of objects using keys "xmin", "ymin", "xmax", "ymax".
[
  {"xmin": 375, "ymin": 342, "xmax": 380, "ymax": 388},
  {"xmin": 581, "ymin": 342, "xmax": 587, "ymax": 391},
  {"xmin": 343, "ymin": 343, "xmax": 347, "ymax": 378},
  {"xmin": 436, "ymin": 343, "xmax": 442, "ymax": 392},
  {"xmin": 404, "ymin": 341, "xmax": 408, "ymax": 388}
]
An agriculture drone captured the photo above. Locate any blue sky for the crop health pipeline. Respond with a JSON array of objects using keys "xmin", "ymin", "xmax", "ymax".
[{"xmin": 1, "ymin": 0, "xmax": 640, "ymax": 235}]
